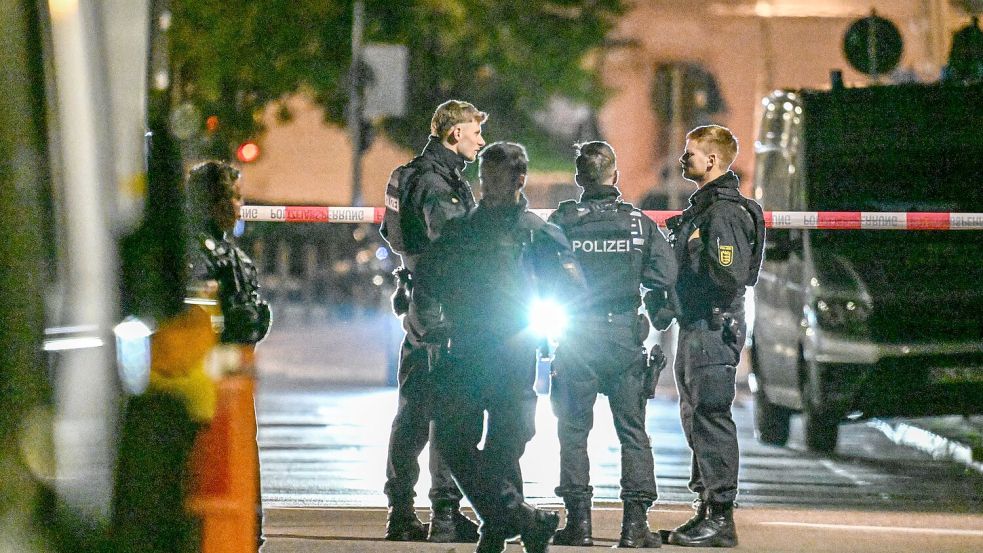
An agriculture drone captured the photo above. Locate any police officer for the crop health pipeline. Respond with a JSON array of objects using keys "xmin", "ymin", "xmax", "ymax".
[
  {"xmin": 378, "ymin": 100, "xmax": 485, "ymax": 542},
  {"xmin": 187, "ymin": 161, "xmax": 271, "ymax": 346},
  {"xmin": 547, "ymin": 141, "xmax": 677, "ymax": 548},
  {"xmin": 661, "ymin": 125, "xmax": 764, "ymax": 548},
  {"xmin": 413, "ymin": 142, "xmax": 585, "ymax": 553},
  {"xmin": 186, "ymin": 160, "xmax": 272, "ymax": 549}
]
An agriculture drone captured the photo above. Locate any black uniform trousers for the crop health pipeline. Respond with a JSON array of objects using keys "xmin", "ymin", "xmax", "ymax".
[
  {"xmin": 431, "ymin": 334, "xmax": 538, "ymax": 533},
  {"xmin": 674, "ymin": 318, "xmax": 743, "ymax": 505},
  {"xmin": 384, "ymin": 301, "xmax": 462, "ymax": 507},
  {"xmin": 550, "ymin": 312, "xmax": 658, "ymax": 503}
]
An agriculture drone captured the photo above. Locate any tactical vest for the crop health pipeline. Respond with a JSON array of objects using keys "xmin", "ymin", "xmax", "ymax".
[
  {"xmin": 552, "ymin": 199, "xmax": 646, "ymax": 312},
  {"xmin": 379, "ymin": 156, "xmax": 427, "ymax": 256},
  {"xmin": 198, "ymin": 233, "xmax": 272, "ymax": 344}
]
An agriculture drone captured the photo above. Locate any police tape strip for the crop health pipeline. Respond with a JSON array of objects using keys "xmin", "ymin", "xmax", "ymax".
[{"xmin": 239, "ymin": 206, "xmax": 983, "ymax": 230}]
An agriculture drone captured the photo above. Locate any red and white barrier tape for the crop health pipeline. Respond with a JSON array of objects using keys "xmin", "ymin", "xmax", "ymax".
[{"xmin": 239, "ymin": 206, "xmax": 983, "ymax": 230}]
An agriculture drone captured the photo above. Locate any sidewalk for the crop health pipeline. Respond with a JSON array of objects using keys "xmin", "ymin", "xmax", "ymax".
[
  {"xmin": 869, "ymin": 416, "xmax": 983, "ymax": 473},
  {"xmin": 258, "ymin": 504, "xmax": 983, "ymax": 553}
]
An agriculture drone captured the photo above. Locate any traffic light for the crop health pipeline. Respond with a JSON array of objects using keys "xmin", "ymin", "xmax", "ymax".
[{"xmin": 235, "ymin": 141, "xmax": 260, "ymax": 163}]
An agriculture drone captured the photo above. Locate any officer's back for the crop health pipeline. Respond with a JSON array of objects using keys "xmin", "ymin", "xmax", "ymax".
[
  {"xmin": 416, "ymin": 194, "xmax": 580, "ymax": 347},
  {"xmin": 548, "ymin": 142, "xmax": 676, "ymax": 316}
]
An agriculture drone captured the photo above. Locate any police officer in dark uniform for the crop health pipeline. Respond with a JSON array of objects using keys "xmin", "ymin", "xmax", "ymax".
[
  {"xmin": 186, "ymin": 160, "xmax": 272, "ymax": 549},
  {"xmin": 413, "ymin": 142, "xmax": 585, "ymax": 553},
  {"xmin": 187, "ymin": 162, "xmax": 271, "ymax": 346},
  {"xmin": 660, "ymin": 125, "xmax": 764, "ymax": 548},
  {"xmin": 547, "ymin": 141, "xmax": 677, "ymax": 548},
  {"xmin": 378, "ymin": 100, "xmax": 486, "ymax": 542}
]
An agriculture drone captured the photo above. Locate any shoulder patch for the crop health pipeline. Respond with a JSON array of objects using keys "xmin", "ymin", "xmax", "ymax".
[{"xmin": 718, "ymin": 245, "xmax": 734, "ymax": 267}]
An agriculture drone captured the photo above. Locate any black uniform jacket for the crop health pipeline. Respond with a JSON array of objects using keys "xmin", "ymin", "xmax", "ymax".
[
  {"xmin": 413, "ymin": 196, "xmax": 585, "ymax": 343},
  {"xmin": 189, "ymin": 223, "xmax": 271, "ymax": 344},
  {"xmin": 548, "ymin": 185, "xmax": 676, "ymax": 315},
  {"xmin": 401, "ymin": 137, "xmax": 477, "ymax": 270},
  {"xmin": 669, "ymin": 171, "xmax": 763, "ymax": 325}
]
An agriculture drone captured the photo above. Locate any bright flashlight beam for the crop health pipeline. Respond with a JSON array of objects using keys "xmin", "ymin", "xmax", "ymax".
[{"xmin": 529, "ymin": 298, "xmax": 569, "ymax": 339}]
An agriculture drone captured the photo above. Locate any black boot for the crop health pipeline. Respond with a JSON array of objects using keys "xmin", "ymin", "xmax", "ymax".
[
  {"xmin": 658, "ymin": 498, "xmax": 706, "ymax": 542},
  {"xmin": 428, "ymin": 503, "xmax": 480, "ymax": 543},
  {"xmin": 618, "ymin": 500, "xmax": 661, "ymax": 548},
  {"xmin": 517, "ymin": 504, "xmax": 560, "ymax": 553},
  {"xmin": 475, "ymin": 529, "xmax": 508, "ymax": 553},
  {"xmin": 384, "ymin": 503, "xmax": 428, "ymax": 541},
  {"xmin": 667, "ymin": 501, "xmax": 737, "ymax": 548},
  {"xmin": 551, "ymin": 497, "xmax": 593, "ymax": 546}
]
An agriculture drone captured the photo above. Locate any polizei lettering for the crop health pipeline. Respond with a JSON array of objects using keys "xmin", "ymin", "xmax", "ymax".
[{"xmin": 572, "ymin": 239, "xmax": 630, "ymax": 253}]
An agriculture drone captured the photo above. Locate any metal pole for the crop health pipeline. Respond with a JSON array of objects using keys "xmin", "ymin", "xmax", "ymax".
[{"xmin": 348, "ymin": 0, "xmax": 365, "ymax": 206}]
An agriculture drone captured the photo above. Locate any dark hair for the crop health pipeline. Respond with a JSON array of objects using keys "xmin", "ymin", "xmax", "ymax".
[
  {"xmin": 186, "ymin": 160, "xmax": 239, "ymax": 233},
  {"xmin": 479, "ymin": 142, "xmax": 528, "ymax": 191},
  {"xmin": 188, "ymin": 160, "xmax": 240, "ymax": 207},
  {"xmin": 574, "ymin": 141, "xmax": 616, "ymax": 187}
]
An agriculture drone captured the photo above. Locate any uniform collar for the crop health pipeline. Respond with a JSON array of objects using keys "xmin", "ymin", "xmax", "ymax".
[
  {"xmin": 579, "ymin": 185, "xmax": 621, "ymax": 203},
  {"xmin": 207, "ymin": 221, "xmax": 228, "ymax": 241},
  {"xmin": 422, "ymin": 135, "xmax": 468, "ymax": 179},
  {"xmin": 688, "ymin": 170, "xmax": 739, "ymax": 211},
  {"xmin": 478, "ymin": 193, "xmax": 528, "ymax": 211}
]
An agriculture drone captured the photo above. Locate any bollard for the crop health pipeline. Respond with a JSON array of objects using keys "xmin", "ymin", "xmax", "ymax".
[{"xmin": 187, "ymin": 344, "xmax": 260, "ymax": 553}]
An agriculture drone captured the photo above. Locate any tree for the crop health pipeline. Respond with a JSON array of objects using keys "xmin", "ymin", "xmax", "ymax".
[{"xmin": 169, "ymin": 0, "xmax": 625, "ymax": 167}]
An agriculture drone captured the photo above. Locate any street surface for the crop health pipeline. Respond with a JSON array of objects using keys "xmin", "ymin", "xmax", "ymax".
[{"xmin": 255, "ymin": 314, "xmax": 983, "ymax": 552}]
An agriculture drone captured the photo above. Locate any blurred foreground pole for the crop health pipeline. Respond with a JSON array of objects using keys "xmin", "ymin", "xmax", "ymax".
[
  {"xmin": 0, "ymin": 1, "xmax": 56, "ymax": 551},
  {"xmin": 348, "ymin": 0, "xmax": 365, "ymax": 206}
]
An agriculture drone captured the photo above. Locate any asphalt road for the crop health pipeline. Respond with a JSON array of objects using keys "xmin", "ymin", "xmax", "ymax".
[{"xmin": 254, "ymin": 315, "xmax": 983, "ymax": 552}]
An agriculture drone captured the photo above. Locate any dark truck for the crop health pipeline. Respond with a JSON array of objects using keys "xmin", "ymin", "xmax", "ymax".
[{"xmin": 749, "ymin": 81, "xmax": 983, "ymax": 453}]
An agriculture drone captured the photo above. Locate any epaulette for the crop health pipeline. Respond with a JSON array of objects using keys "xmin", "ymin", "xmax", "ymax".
[
  {"xmin": 615, "ymin": 201, "xmax": 640, "ymax": 215},
  {"xmin": 556, "ymin": 199, "xmax": 578, "ymax": 212}
]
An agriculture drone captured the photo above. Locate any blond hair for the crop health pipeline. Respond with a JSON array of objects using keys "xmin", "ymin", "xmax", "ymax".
[
  {"xmin": 430, "ymin": 100, "xmax": 488, "ymax": 140},
  {"xmin": 686, "ymin": 125, "xmax": 739, "ymax": 167},
  {"xmin": 574, "ymin": 141, "xmax": 617, "ymax": 187}
]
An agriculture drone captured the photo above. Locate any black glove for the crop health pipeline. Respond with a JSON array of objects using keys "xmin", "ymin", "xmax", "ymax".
[
  {"xmin": 391, "ymin": 285, "xmax": 410, "ymax": 316},
  {"xmin": 651, "ymin": 307, "xmax": 676, "ymax": 331},
  {"xmin": 722, "ymin": 314, "xmax": 744, "ymax": 345},
  {"xmin": 644, "ymin": 290, "xmax": 676, "ymax": 330},
  {"xmin": 223, "ymin": 300, "xmax": 272, "ymax": 344},
  {"xmin": 390, "ymin": 267, "xmax": 412, "ymax": 316}
]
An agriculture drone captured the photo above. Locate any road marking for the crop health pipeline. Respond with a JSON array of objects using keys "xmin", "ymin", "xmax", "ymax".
[
  {"xmin": 819, "ymin": 459, "xmax": 871, "ymax": 486},
  {"xmin": 761, "ymin": 522, "xmax": 983, "ymax": 537}
]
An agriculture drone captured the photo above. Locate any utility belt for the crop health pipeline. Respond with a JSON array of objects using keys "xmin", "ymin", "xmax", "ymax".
[{"xmin": 578, "ymin": 296, "xmax": 640, "ymax": 317}]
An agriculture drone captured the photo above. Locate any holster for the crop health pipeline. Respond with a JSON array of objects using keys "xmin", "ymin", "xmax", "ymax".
[
  {"xmin": 712, "ymin": 307, "xmax": 743, "ymax": 345},
  {"xmin": 645, "ymin": 344, "xmax": 668, "ymax": 399}
]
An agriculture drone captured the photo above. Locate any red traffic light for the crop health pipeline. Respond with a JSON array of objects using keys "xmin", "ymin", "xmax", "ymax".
[{"xmin": 236, "ymin": 141, "xmax": 260, "ymax": 163}]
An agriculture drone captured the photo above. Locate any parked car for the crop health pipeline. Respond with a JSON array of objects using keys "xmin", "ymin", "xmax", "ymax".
[{"xmin": 749, "ymin": 81, "xmax": 983, "ymax": 453}]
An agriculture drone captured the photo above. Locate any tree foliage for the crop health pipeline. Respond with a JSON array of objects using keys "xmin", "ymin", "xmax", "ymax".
[{"xmin": 169, "ymin": 0, "xmax": 625, "ymax": 163}]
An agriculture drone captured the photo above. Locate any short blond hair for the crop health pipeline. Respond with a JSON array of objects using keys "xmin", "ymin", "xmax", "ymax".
[
  {"xmin": 574, "ymin": 141, "xmax": 617, "ymax": 187},
  {"xmin": 687, "ymin": 124, "xmax": 739, "ymax": 167},
  {"xmin": 430, "ymin": 100, "xmax": 488, "ymax": 140}
]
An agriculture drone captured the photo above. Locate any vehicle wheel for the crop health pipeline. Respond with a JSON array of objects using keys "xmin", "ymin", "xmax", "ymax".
[
  {"xmin": 753, "ymin": 383, "xmax": 791, "ymax": 446},
  {"xmin": 801, "ymin": 367, "xmax": 839, "ymax": 453}
]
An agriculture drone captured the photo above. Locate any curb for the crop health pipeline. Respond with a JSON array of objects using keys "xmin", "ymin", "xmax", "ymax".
[{"xmin": 868, "ymin": 419, "xmax": 983, "ymax": 474}]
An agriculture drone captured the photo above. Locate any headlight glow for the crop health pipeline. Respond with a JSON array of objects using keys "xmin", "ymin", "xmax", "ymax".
[{"xmin": 814, "ymin": 297, "xmax": 870, "ymax": 334}]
